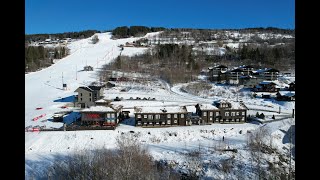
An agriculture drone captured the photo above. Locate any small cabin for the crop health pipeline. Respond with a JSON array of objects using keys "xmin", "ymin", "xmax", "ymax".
[
  {"xmin": 84, "ymin": 65, "xmax": 93, "ymax": 71},
  {"xmin": 276, "ymin": 91, "xmax": 295, "ymax": 101}
]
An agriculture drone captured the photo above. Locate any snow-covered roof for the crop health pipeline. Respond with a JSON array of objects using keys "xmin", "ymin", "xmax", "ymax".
[
  {"xmin": 214, "ymin": 65, "xmax": 228, "ymax": 69},
  {"xmin": 256, "ymin": 68, "xmax": 279, "ymax": 73},
  {"xmin": 228, "ymin": 68, "xmax": 244, "ymax": 73},
  {"xmin": 81, "ymin": 106, "xmax": 115, "ymax": 113},
  {"xmin": 259, "ymin": 81, "xmax": 276, "ymax": 85},
  {"xmin": 200, "ymin": 103, "xmax": 219, "ymax": 110},
  {"xmin": 214, "ymin": 100, "xmax": 247, "ymax": 110},
  {"xmin": 186, "ymin": 105, "xmax": 196, "ymax": 113},
  {"xmin": 278, "ymin": 91, "xmax": 295, "ymax": 97},
  {"xmin": 134, "ymin": 106, "xmax": 187, "ymax": 114},
  {"xmin": 239, "ymin": 65, "xmax": 254, "ymax": 69},
  {"xmin": 95, "ymin": 99, "xmax": 110, "ymax": 103},
  {"xmin": 75, "ymin": 86, "xmax": 93, "ymax": 92},
  {"xmin": 229, "ymin": 101, "xmax": 247, "ymax": 110}
]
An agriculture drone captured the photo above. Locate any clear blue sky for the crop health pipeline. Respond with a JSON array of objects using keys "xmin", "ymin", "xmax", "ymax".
[{"xmin": 26, "ymin": 0, "xmax": 295, "ymax": 34}]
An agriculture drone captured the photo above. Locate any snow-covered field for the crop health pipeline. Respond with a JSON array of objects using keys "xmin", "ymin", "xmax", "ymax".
[{"xmin": 25, "ymin": 32, "xmax": 295, "ymax": 179}]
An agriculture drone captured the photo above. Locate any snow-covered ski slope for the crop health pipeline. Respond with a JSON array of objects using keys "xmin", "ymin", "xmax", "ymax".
[{"xmin": 25, "ymin": 32, "xmax": 158, "ymax": 128}]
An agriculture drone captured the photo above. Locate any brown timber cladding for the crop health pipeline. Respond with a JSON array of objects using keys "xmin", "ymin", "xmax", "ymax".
[{"xmin": 135, "ymin": 112, "xmax": 187, "ymax": 127}]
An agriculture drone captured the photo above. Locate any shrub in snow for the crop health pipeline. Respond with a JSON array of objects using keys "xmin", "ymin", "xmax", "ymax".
[
  {"xmin": 91, "ymin": 35, "xmax": 99, "ymax": 44},
  {"xmin": 45, "ymin": 134, "xmax": 180, "ymax": 180}
]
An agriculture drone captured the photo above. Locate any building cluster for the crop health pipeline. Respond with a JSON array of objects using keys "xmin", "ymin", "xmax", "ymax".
[
  {"xmin": 30, "ymin": 38, "xmax": 72, "ymax": 46},
  {"xmin": 207, "ymin": 64, "xmax": 281, "ymax": 87},
  {"xmin": 134, "ymin": 100, "xmax": 247, "ymax": 127},
  {"xmin": 207, "ymin": 64, "xmax": 295, "ymax": 101},
  {"xmin": 69, "ymin": 83, "xmax": 248, "ymax": 129},
  {"xmin": 53, "ymin": 64, "xmax": 294, "ymax": 130}
]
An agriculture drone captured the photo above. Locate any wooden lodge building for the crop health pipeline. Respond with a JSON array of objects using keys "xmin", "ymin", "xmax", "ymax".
[
  {"xmin": 134, "ymin": 100, "xmax": 248, "ymax": 127},
  {"xmin": 213, "ymin": 100, "xmax": 247, "ymax": 123},
  {"xmin": 186, "ymin": 104, "xmax": 221, "ymax": 125},
  {"xmin": 134, "ymin": 106, "xmax": 188, "ymax": 127},
  {"xmin": 256, "ymin": 68, "xmax": 279, "ymax": 81},
  {"xmin": 208, "ymin": 65, "xmax": 228, "ymax": 83},
  {"xmin": 80, "ymin": 105, "xmax": 122, "ymax": 127},
  {"xmin": 276, "ymin": 91, "xmax": 295, "ymax": 101},
  {"xmin": 253, "ymin": 81, "xmax": 280, "ymax": 92},
  {"xmin": 288, "ymin": 81, "xmax": 295, "ymax": 91}
]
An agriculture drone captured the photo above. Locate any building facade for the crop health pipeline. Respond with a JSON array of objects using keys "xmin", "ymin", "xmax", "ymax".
[
  {"xmin": 134, "ymin": 106, "xmax": 188, "ymax": 127},
  {"xmin": 80, "ymin": 106, "xmax": 120, "ymax": 127},
  {"xmin": 74, "ymin": 85, "xmax": 105, "ymax": 108}
]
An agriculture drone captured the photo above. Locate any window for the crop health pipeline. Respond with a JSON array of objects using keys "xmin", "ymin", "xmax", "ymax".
[
  {"xmin": 203, "ymin": 112, "xmax": 207, "ymax": 116},
  {"xmin": 215, "ymin": 118, "xmax": 219, "ymax": 121},
  {"xmin": 107, "ymin": 114, "xmax": 110, "ymax": 118},
  {"xmin": 242, "ymin": 112, "xmax": 245, "ymax": 116},
  {"xmin": 174, "ymin": 120, "xmax": 178, "ymax": 123},
  {"xmin": 231, "ymin": 112, "xmax": 235, "ymax": 116},
  {"xmin": 236, "ymin": 112, "xmax": 239, "ymax": 116},
  {"xmin": 167, "ymin": 114, "xmax": 171, "ymax": 118},
  {"xmin": 111, "ymin": 114, "xmax": 115, "ymax": 118},
  {"xmin": 155, "ymin": 114, "xmax": 160, "ymax": 119},
  {"xmin": 148, "ymin": 115, "xmax": 153, "ymax": 119},
  {"xmin": 144, "ymin": 115, "xmax": 147, "ymax": 118},
  {"xmin": 216, "ymin": 112, "xmax": 220, "ymax": 116},
  {"xmin": 167, "ymin": 120, "xmax": 171, "ymax": 124},
  {"xmin": 89, "ymin": 93, "xmax": 91, "ymax": 96},
  {"xmin": 80, "ymin": 93, "xmax": 82, "ymax": 96},
  {"xmin": 89, "ymin": 98, "xmax": 91, "ymax": 101},
  {"xmin": 210, "ymin": 117, "xmax": 212, "ymax": 121},
  {"xmin": 242, "ymin": 117, "xmax": 245, "ymax": 121},
  {"xmin": 181, "ymin": 114, "xmax": 184, "ymax": 118},
  {"xmin": 225, "ymin": 112, "xmax": 229, "ymax": 116},
  {"xmin": 209, "ymin": 112, "xmax": 213, "ymax": 116},
  {"xmin": 174, "ymin": 114, "xmax": 177, "ymax": 118},
  {"xmin": 80, "ymin": 98, "xmax": 82, "ymax": 101},
  {"xmin": 137, "ymin": 114, "xmax": 141, "ymax": 118}
]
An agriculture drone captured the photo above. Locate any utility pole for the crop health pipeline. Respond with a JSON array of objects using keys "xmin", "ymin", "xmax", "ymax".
[
  {"xmin": 288, "ymin": 122, "xmax": 293, "ymax": 180},
  {"xmin": 76, "ymin": 65, "xmax": 77, "ymax": 80},
  {"xmin": 292, "ymin": 109, "xmax": 295, "ymax": 118}
]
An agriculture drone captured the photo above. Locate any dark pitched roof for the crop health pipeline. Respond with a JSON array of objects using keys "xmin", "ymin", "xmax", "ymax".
[
  {"xmin": 240, "ymin": 65, "xmax": 254, "ymax": 69},
  {"xmin": 259, "ymin": 81, "xmax": 276, "ymax": 85},
  {"xmin": 75, "ymin": 86, "xmax": 93, "ymax": 92},
  {"xmin": 229, "ymin": 68, "xmax": 244, "ymax": 73},
  {"xmin": 214, "ymin": 65, "xmax": 228, "ymax": 69},
  {"xmin": 88, "ymin": 85, "xmax": 104, "ymax": 91},
  {"xmin": 256, "ymin": 68, "xmax": 279, "ymax": 73}
]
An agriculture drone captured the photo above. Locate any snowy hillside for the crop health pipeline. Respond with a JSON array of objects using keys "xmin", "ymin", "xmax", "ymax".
[
  {"xmin": 25, "ymin": 31, "xmax": 295, "ymax": 179},
  {"xmin": 25, "ymin": 32, "xmax": 158, "ymax": 129}
]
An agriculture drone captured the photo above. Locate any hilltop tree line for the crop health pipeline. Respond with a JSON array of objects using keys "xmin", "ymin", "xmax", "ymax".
[
  {"xmin": 202, "ymin": 42, "xmax": 295, "ymax": 68},
  {"xmin": 25, "ymin": 45, "xmax": 69, "ymax": 72},
  {"xmin": 101, "ymin": 39, "xmax": 294, "ymax": 85},
  {"xmin": 112, "ymin": 26, "xmax": 165, "ymax": 38},
  {"xmin": 157, "ymin": 27, "xmax": 294, "ymax": 43},
  {"xmin": 101, "ymin": 44, "xmax": 200, "ymax": 84},
  {"xmin": 25, "ymin": 30, "xmax": 100, "ymax": 42}
]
